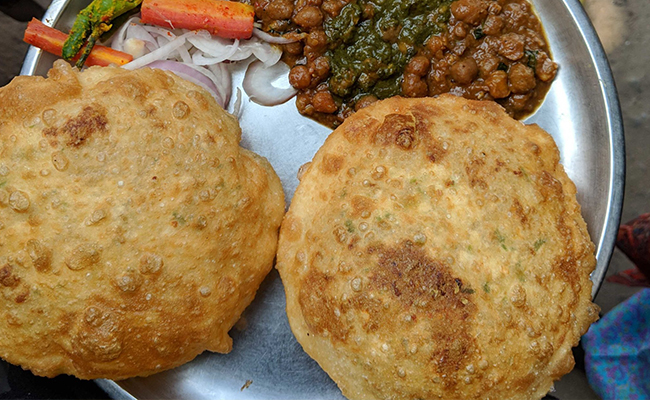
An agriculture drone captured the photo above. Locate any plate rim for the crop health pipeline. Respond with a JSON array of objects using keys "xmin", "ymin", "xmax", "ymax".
[{"xmin": 559, "ymin": 0, "xmax": 625, "ymax": 297}]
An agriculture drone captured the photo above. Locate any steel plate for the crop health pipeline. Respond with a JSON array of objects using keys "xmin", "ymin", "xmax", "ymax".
[{"xmin": 21, "ymin": 0, "xmax": 624, "ymax": 398}]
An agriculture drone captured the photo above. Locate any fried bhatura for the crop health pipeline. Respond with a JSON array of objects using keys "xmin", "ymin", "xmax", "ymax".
[
  {"xmin": 0, "ymin": 61, "xmax": 284, "ymax": 379},
  {"xmin": 277, "ymin": 95, "xmax": 599, "ymax": 400}
]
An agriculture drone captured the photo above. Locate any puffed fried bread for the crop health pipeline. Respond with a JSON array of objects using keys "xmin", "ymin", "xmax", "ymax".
[
  {"xmin": 0, "ymin": 61, "xmax": 284, "ymax": 380},
  {"xmin": 277, "ymin": 95, "xmax": 599, "ymax": 400}
]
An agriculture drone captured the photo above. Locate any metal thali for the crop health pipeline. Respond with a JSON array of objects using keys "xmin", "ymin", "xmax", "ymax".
[{"xmin": 21, "ymin": 0, "xmax": 624, "ymax": 398}]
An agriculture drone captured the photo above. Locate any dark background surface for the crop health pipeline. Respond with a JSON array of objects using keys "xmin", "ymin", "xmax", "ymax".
[
  {"xmin": 0, "ymin": 362, "xmax": 108, "ymax": 399},
  {"xmin": 0, "ymin": 0, "xmax": 647, "ymax": 399}
]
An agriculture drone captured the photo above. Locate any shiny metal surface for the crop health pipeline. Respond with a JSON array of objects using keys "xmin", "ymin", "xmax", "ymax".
[{"xmin": 21, "ymin": 0, "xmax": 624, "ymax": 398}]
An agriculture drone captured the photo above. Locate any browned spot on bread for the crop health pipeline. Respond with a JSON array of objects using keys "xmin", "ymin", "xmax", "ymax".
[
  {"xmin": 299, "ymin": 271, "xmax": 351, "ymax": 341},
  {"xmin": 72, "ymin": 304, "xmax": 124, "ymax": 362},
  {"xmin": 373, "ymin": 114, "xmax": 418, "ymax": 150},
  {"xmin": 43, "ymin": 106, "xmax": 108, "ymax": 148},
  {"xmin": 553, "ymin": 250, "xmax": 580, "ymax": 292},
  {"xmin": 466, "ymin": 157, "xmax": 487, "ymax": 189},
  {"xmin": 0, "ymin": 264, "xmax": 20, "ymax": 288},
  {"xmin": 495, "ymin": 159, "xmax": 506, "ymax": 172},
  {"xmin": 426, "ymin": 140, "xmax": 448, "ymax": 163},
  {"xmin": 371, "ymin": 243, "xmax": 477, "ymax": 380},
  {"xmin": 511, "ymin": 199, "xmax": 528, "ymax": 225},
  {"xmin": 321, "ymin": 154, "xmax": 345, "ymax": 175},
  {"xmin": 186, "ymin": 90, "xmax": 210, "ymax": 111},
  {"xmin": 65, "ymin": 243, "xmax": 102, "ymax": 271},
  {"xmin": 15, "ymin": 288, "xmax": 30, "ymax": 304},
  {"xmin": 350, "ymin": 196, "xmax": 374, "ymax": 218},
  {"xmin": 26, "ymin": 239, "xmax": 52, "ymax": 272},
  {"xmin": 414, "ymin": 102, "xmax": 448, "ymax": 163},
  {"xmin": 538, "ymin": 171, "xmax": 564, "ymax": 201},
  {"xmin": 411, "ymin": 102, "xmax": 441, "ymax": 119},
  {"xmin": 347, "ymin": 235, "xmax": 360, "ymax": 250},
  {"xmin": 281, "ymin": 214, "xmax": 303, "ymax": 243},
  {"xmin": 527, "ymin": 141, "xmax": 542, "ymax": 156},
  {"xmin": 299, "ymin": 241, "xmax": 478, "ymax": 383},
  {"xmin": 333, "ymin": 226, "xmax": 348, "ymax": 244},
  {"xmin": 371, "ymin": 243, "xmax": 475, "ymax": 312},
  {"xmin": 347, "ymin": 292, "xmax": 385, "ymax": 333},
  {"xmin": 342, "ymin": 116, "xmax": 380, "ymax": 145}
]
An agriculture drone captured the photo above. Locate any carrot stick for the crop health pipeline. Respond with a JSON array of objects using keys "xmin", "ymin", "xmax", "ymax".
[
  {"xmin": 23, "ymin": 18, "xmax": 133, "ymax": 67},
  {"xmin": 141, "ymin": 0, "xmax": 254, "ymax": 39}
]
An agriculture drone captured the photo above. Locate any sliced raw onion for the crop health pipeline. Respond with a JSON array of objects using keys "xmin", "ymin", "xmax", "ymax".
[
  {"xmin": 145, "ymin": 60, "xmax": 230, "ymax": 108},
  {"xmin": 111, "ymin": 16, "xmax": 141, "ymax": 51},
  {"xmin": 207, "ymin": 63, "xmax": 232, "ymax": 107},
  {"xmin": 126, "ymin": 23, "xmax": 159, "ymax": 49},
  {"xmin": 139, "ymin": 24, "xmax": 179, "ymax": 40},
  {"xmin": 188, "ymin": 33, "xmax": 237, "ymax": 57},
  {"xmin": 243, "ymin": 60, "xmax": 297, "ymax": 106},
  {"xmin": 231, "ymin": 87, "xmax": 243, "ymax": 117},
  {"xmin": 175, "ymin": 42, "xmax": 193, "ymax": 63},
  {"xmin": 238, "ymin": 37, "xmax": 282, "ymax": 66},
  {"xmin": 252, "ymin": 28, "xmax": 298, "ymax": 44},
  {"xmin": 122, "ymin": 31, "xmax": 197, "ymax": 70}
]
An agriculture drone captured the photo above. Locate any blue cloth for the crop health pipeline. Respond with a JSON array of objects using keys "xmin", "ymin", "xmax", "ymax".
[{"xmin": 583, "ymin": 289, "xmax": 650, "ymax": 400}]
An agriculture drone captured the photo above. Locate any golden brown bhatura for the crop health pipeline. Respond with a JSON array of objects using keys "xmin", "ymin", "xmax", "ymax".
[
  {"xmin": 0, "ymin": 61, "xmax": 284, "ymax": 379},
  {"xmin": 277, "ymin": 95, "xmax": 599, "ymax": 400}
]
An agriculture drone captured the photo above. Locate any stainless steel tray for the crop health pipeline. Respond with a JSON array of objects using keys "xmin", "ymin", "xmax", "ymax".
[{"xmin": 21, "ymin": 0, "xmax": 624, "ymax": 398}]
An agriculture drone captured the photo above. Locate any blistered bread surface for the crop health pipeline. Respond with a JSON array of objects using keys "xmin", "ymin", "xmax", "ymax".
[
  {"xmin": 0, "ymin": 61, "xmax": 284, "ymax": 379},
  {"xmin": 277, "ymin": 95, "xmax": 599, "ymax": 400}
]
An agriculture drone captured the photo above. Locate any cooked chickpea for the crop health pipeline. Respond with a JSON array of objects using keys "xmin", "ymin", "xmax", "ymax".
[
  {"xmin": 321, "ymin": 0, "xmax": 345, "ymax": 17},
  {"xmin": 485, "ymin": 70, "xmax": 510, "ymax": 98},
  {"xmin": 307, "ymin": 29, "xmax": 328, "ymax": 49},
  {"xmin": 506, "ymin": 92, "xmax": 533, "ymax": 111},
  {"xmin": 482, "ymin": 15, "xmax": 504, "ymax": 35},
  {"xmin": 426, "ymin": 36, "xmax": 447, "ymax": 55},
  {"xmin": 296, "ymin": 92, "xmax": 314, "ymax": 115},
  {"xmin": 450, "ymin": 0, "xmax": 489, "ymax": 26},
  {"xmin": 487, "ymin": 2, "xmax": 502, "ymax": 15},
  {"xmin": 283, "ymin": 41, "xmax": 304, "ymax": 55},
  {"xmin": 450, "ymin": 57, "xmax": 479, "ymax": 85},
  {"xmin": 402, "ymin": 74, "xmax": 429, "ymax": 97},
  {"xmin": 477, "ymin": 54, "xmax": 499, "ymax": 77},
  {"xmin": 289, "ymin": 65, "xmax": 312, "ymax": 90},
  {"xmin": 266, "ymin": 0, "xmax": 294, "ymax": 20},
  {"xmin": 312, "ymin": 92, "xmax": 338, "ymax": 113},
  {"xmin": 354, "ymin": 95, "xmax": 378, "ymax": 111},
  {"xmin": 293, "ymin": 6, "xmax": 323, "ymax": 29},
  {"xmin": 405, "ymin": 56, "xmax": 431, "ymax": 77},
  {"xmin": 508, "ymin": 63, "xmax": 536, "ymax": 93},
  {"xmin": 498, "ymin": 33, "xmax": 525, "ymax": 61},
  {"xmin": 535, "ymin": 52, "xmax": 558, "ymax": 82},
  {"xmin": 312, "ymin": 56, "xmax": 330, "ymax": 81},
  {"xmin": 453, "ymin": 22, "xmax": 469, "ymax": 39}
]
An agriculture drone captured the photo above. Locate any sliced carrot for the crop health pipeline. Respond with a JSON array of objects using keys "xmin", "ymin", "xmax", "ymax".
[
  {"xmin": 141, "ymin": 0, "xmax": 254, "ymax": 39},
  {"xmin": 23, "ymin": 18, "xmax": 133, "ymax": 67}
]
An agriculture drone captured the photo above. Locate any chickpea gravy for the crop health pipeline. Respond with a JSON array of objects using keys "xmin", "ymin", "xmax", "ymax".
[{"xmin": 255, "ymin": 0, "xmax": 557, "ymax": 128}]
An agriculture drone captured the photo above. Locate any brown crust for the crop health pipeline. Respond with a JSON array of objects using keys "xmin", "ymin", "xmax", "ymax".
[
  {"xmin": 0, "ymin": 61, "xmax": 285, "ymax": 380},
  {"xmin": 277, "ymin": 95, "xmax": 599, "ymax": 400}
]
